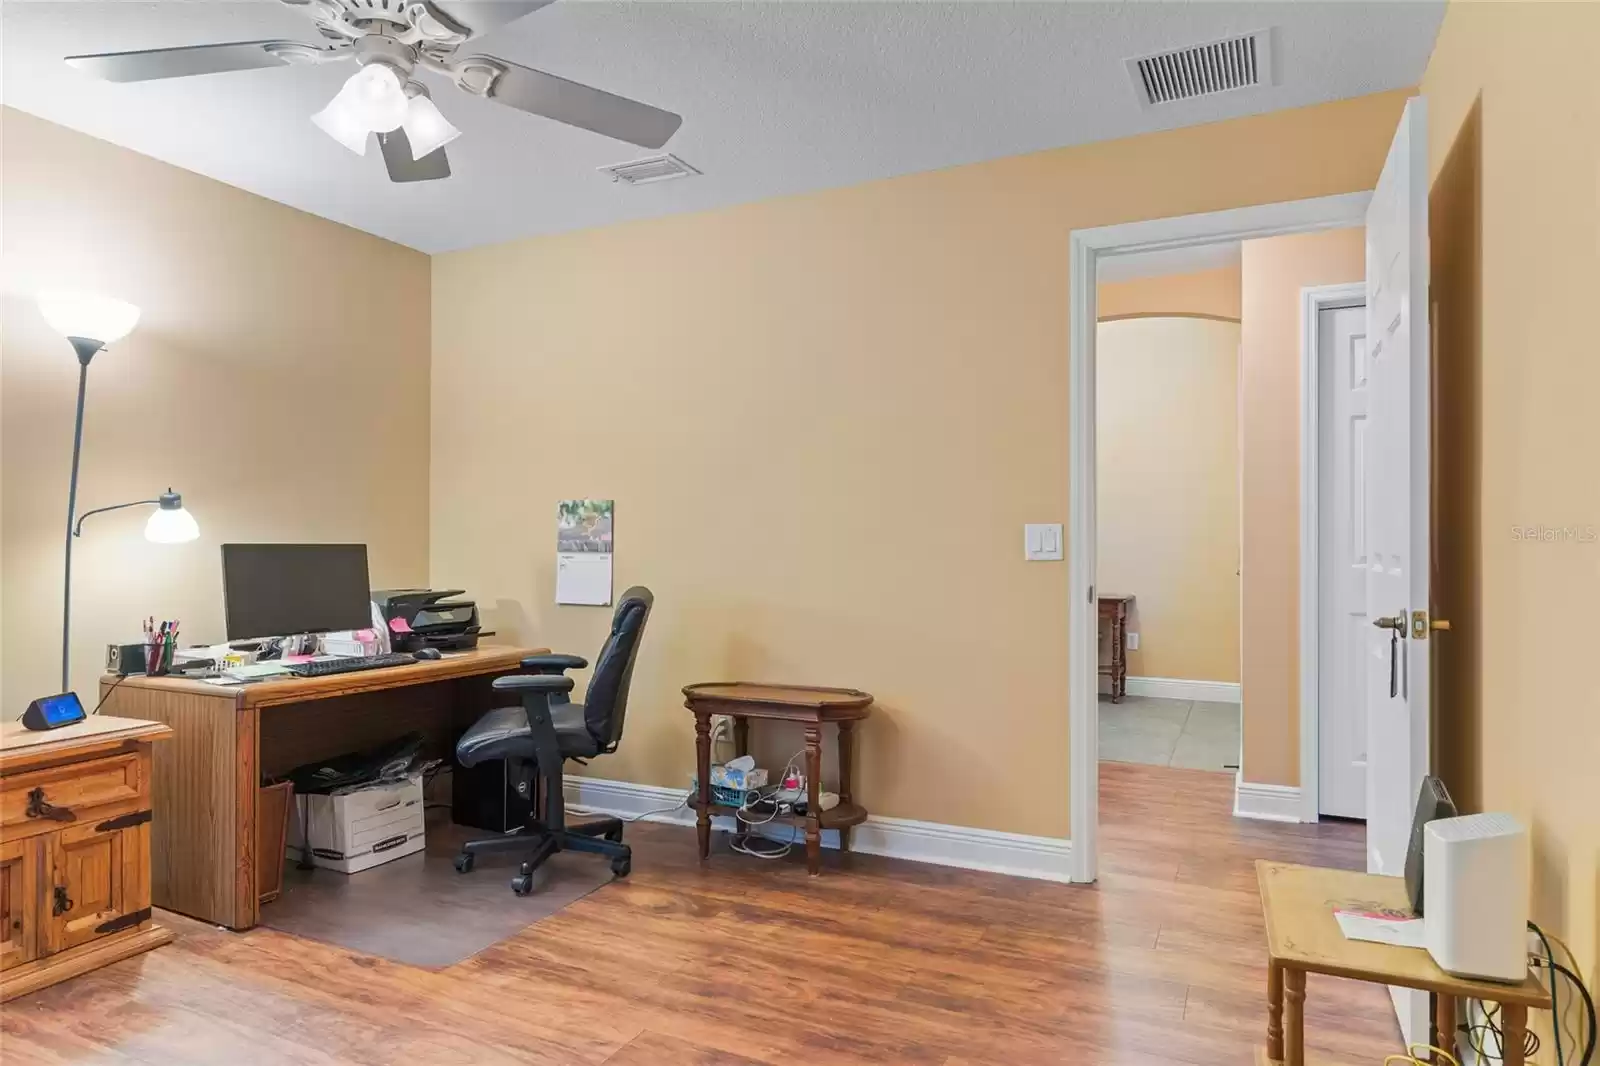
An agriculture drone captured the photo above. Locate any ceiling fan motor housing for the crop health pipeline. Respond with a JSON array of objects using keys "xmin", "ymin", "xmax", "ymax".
[{"xmin": 295, "ymin": 0, "xmax": 476, "ymax": 56}]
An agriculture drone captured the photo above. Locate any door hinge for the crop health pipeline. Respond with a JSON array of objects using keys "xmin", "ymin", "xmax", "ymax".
[{"xmin": 95, "ymin": 809, "xmax": 152, "ymax": 833}]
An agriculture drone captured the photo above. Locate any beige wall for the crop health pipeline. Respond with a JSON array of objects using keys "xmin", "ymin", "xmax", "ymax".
[
  {"xmin": 432, "ymin": 90, "xmax": 1410, "ymax": 838},
  {"xmin": 1423, "ymin": 0, "xmax": 1600, "ymax": 987},
  {"xmin": 1096, "ymin": 317, "xmax": 1240, "ymax": 684},
  {"xmin": 1237, "ymin": 228, "xmax": 1365, "ymax": 787},
  {"xmin": 1098, "ymin": 265, "xmax": 1242, "ymax": 322},
  {"xmin": 0, "ymin": 110, "xmax": 432, "ymax": 706}
]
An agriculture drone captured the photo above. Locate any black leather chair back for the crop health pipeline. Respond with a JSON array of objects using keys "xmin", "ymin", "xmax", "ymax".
[{"xmin": 584, "ymin": 586, "xmax": 653, "ymax": 752}]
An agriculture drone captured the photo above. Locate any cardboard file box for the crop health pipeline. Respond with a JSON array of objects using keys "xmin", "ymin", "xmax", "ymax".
[{"xmin": 287, "ymin": 772, "xmax": 425, "ymax": 874}]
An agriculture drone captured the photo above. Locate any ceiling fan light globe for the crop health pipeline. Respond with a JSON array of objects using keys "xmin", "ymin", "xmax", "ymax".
[
  {"xmin": 401, "ymin": 94, "xmax": 461, "ymax": 159},
  {"xmin": 347, "ymin": 63, "xmax": 408, "ymax": 133},
  {"xmin": 312, "ymin": 93, "xmax": 370, "ymax": 154}
]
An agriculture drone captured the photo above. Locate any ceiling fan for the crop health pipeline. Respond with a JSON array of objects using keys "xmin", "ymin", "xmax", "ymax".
[{"xmin": 64, "ymin": 0, "xmax": 683, "ymax": 183}]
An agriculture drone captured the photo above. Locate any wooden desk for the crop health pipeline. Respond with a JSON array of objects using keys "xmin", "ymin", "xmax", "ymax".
[
  {"xmin": 682, "ymin": 683, "xmax": 873, "ymax": 875},
  {"xmin": 1, "ymin": 716, "xmax": 172, "ymax": 1002},
  {"xmin": 99, "ymin": 646, "xmax": 543, "ymax": 930},
  {"xmin": 1098, "ymin": 594, "xmax": 1134, "ymax": 702},
  {"xmin": 1256, "ymin": 861, "xmax": 1551, "ymax": 1066}
]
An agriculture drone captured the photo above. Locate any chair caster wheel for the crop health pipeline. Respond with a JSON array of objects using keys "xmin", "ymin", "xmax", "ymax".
[
  {"xmin": 610, "ymin": 856, "xmax": 631, "ymax": 878},
  {"xmin": 511, "ymin": 873, "xmax": 533, "ymax": 896},
  {"xmin": 453, "ymin": 853, "xmax": 474, "ymax": 874}
]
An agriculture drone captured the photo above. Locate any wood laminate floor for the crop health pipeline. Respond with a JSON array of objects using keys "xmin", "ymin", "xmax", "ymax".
[{"xmin": 0, "ymin": 762, "xmax": 1398, "ymax": 1065}]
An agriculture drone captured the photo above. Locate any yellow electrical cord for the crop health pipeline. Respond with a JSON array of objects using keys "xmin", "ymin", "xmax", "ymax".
[{"xmin": 1384, "ymin": 1045, "xmax": 1460, "ymax": 1066}]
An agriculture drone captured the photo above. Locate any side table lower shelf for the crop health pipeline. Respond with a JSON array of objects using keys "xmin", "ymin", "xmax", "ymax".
[{"xmin": 688, "ymin": 794, "xmax": 869, "ymax": 832}]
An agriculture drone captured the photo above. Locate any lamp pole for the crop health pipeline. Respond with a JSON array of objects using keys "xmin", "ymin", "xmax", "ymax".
[{"xmin": 60, "ymin": 337, "xmax": 103, "ymax": 693}]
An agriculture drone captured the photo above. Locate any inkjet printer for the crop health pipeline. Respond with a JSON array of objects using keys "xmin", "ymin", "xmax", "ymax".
[{"xmin": 372, "ymin": 589, "xmax": 483, "ymax": 653}]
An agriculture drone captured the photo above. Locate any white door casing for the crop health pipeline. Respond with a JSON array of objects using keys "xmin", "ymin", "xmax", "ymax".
[
  {"xmin": 1363, "ymin": 96, "xmax": 1432, "ymax": 1045},
  {"xmin": 1317, "ymin": 300, "xmax": 1369, "ymax": 820}
]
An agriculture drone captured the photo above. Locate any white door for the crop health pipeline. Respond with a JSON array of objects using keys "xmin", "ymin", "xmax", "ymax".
[
  {"xmin": 1318, "ymin": 300, "xmax": 1369, "ymax": 819},
  {"xmin": 1364, "ymin": 97, "xmax": 1432, "ymax": 1045}
]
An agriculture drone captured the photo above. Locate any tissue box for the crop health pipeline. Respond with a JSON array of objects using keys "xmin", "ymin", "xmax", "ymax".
[{"xmin": 710, "ymin": 763, "xmax": 768, "ymax": 791}]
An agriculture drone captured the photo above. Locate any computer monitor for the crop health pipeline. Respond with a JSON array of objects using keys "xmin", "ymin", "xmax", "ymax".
[{"xmin": 221, "ymin": 543, "xmax": 372, "ymax": 640}]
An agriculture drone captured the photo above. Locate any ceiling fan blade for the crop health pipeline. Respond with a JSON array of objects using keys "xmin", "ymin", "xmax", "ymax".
[
  {"xmin": 472, "ymin": 56, "xmax": 681, "ymax": 149},
  {"xmin": 428, "ymin": 1, "xmax": 554, "ymax": 37},
  {"xmin": 379, "ymin": 130, "xmax": 452, "ymax": 183},
  {"xmin": 66, "ymin": 40, "xmax": 346, "ymax": 83}
]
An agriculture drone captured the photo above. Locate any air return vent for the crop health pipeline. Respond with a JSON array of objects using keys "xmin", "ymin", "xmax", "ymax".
[
  {"xmin": 598, "ymin": 154, "xmax": 701, "ymax": 186},
  {"xmin": 1126, "ymin": 29, "xmax": 1275, "ymax": 108}
]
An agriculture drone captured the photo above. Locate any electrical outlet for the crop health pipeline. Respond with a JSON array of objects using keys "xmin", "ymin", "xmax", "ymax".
[{"xmin": 1127, "ymin": 633, "xmax": 1139, "ymax": 650}]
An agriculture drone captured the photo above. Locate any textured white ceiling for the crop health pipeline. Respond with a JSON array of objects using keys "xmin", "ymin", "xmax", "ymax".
[{"xmin": 1, "ymin": 1, "xmax": 1443, "ymax": 254}]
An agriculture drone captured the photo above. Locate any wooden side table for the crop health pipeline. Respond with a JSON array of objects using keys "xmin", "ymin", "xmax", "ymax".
[
  {"xmin": 1255, "ymin": 861, "xmax": 1551, "ymax": 1066},
  {"xmin": 1098, "ymin": 594, "xmax": 1134, "ymax": 702},
  {"xmin": 682, "ymin": 683, "xmax": 873, "ymax": 875}
]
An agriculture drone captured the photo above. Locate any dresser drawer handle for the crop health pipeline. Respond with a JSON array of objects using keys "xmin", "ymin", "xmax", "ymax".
[
  {"xmin": 52, "ymin": 886, "xmax": 73, "ymax": 917},
  {"xmin": 25, "ymin": 788, "xmax": 77, "ymax": 823}
]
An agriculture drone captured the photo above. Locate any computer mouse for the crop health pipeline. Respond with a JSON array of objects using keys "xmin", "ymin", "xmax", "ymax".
[{"xmin": 413, "ymin": 648, "xmax": 443, "ymax": 661}]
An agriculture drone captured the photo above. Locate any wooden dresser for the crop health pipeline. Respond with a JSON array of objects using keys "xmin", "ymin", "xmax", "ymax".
[{"xmin": 0, "ymin": 715, "xmax": 173, "ymax": 1002}]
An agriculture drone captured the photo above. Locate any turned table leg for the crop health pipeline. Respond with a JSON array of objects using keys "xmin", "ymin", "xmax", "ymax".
[
  {"xmin": 1267, "ymin": 960, "xmax": 1284, "ymax": 1062},
  {"xmin": 1499, "ymin": 1002, "xmax": 1528, "ymax": 1066},
  {"xmin": 694, "ymin": 711, "xmax": 712, "ymax": 859},
  {"xmin": 837, "ymin": 719, "xmax": 856, "ymax": 854},
  {"xmin": 1433, "ymin": 994, "xmax": 1458, "ymax": 1064},
  {"xmin": 804, "ymin": 723, "xmax": 823, "ymax": 875},
  {"xmin": 1283, "ymin": 967, "xmax": 1306, "ymax": 1066}
]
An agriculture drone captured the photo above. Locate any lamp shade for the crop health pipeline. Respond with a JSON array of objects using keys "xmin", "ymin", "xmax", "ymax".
[
  {"xmin": 37, "ymin": 291, "xmax": 141, "ymax": 345},
  {"xmin": 144, "ymin": 492, "xmax": 199, "ymax": 544}
]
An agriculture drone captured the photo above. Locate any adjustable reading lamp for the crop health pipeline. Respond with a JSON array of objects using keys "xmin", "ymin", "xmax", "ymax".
[{"xmin": 38, "ymin": 291, "xmax": 200, "ymax": 691}]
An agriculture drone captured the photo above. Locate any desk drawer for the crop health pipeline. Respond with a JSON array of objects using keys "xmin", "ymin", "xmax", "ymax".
[{"xmin": 0, "ymin": 754, "xmax": 146, "ymax": 842}]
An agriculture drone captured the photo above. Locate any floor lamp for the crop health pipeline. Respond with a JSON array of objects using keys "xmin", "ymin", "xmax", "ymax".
[{"xmin": 38, "ymin": 292, "xmax": 200, "ymax": 693}]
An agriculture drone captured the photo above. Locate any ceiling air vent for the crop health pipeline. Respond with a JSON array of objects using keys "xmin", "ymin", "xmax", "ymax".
[
  {"xmin": 1126, "ymin": 29, "xmax": 1275, "ymax": 108},
  {"xmin": 598, "ymin": 154, "xmax": 701, "ymax": 186}
]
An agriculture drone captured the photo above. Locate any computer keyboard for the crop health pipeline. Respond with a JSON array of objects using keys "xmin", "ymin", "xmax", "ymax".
[{"xmin": 286, "ymin": 653, "xmax": 420, "ymax": 678}]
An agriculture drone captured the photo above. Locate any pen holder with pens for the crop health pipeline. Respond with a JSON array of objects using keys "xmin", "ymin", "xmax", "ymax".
[{"xmin": 142, "ymin": 618, "xmax": 179, "ymax": 677}]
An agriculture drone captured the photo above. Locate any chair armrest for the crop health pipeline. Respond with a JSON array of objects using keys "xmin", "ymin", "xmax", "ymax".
[
  {"xmin": 521, "ymin": 654, "xmax": 588, "ymax": 673},
  {"xmin": 493, "ymin": 674, "xmax": 576, "ymax": 695}
]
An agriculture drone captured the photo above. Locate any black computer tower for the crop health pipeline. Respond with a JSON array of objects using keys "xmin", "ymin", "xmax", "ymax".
[{"xmin": 451, "ymin": 760, "xmax": 532, "ymax": 833}]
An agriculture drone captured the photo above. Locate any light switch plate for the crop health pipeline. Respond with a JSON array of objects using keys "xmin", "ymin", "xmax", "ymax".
[
  {"xmin": 1024, "ymin": 523, "xmax": 1063, "ymax": 561},
  {"xmin": 1127, "ymin": 633, "xmax": 1140, "ymax": 650}
]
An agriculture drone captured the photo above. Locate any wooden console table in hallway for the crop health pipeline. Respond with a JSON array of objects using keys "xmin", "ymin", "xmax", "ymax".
[
  {"xmin": 1255, "ymin": 860, "xmax": 1551, "ymax": 1066},
  {"xmin": 683, "ymin": 683, "xmax": 872, "ymax": 875},
  {"xmin": 1098, "ymin": 594, "xmax": 1134, "ymax": 702}
]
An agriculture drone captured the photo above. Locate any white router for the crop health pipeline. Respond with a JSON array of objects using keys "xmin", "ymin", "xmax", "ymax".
[{"xmin": 1424, "ymin": 812, "xmax": 1529, "ymax": 982}]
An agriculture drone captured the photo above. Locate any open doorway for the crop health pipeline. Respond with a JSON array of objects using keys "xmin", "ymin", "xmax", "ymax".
[
  {"xmin": 1094, "ymin": 245, "xmax": 1243, "ymax": 780},
  {"xmin": 1070, "ymin": 99, "xmax": 1436, "ymax": 1050}
]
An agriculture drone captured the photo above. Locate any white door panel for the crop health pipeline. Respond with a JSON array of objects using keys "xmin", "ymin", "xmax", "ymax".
[
  {"xmin": 1365, "ymin": 96, "xmax": 1432, "ymax": 1047},
  {"xmin": 1318, "ymin": 302, "xmax": 1369, "ymax": 819}
]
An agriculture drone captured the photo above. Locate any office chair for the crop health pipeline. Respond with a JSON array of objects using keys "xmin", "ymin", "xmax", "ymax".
[{"xmin": 452, "ymin": 586, "xmax": 654, "ymax": 895}]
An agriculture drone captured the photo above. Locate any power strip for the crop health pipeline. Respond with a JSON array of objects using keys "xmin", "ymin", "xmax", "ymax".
[{"xmin": 771, "ymin": 788, "xmax": 839, "ymax": 811}]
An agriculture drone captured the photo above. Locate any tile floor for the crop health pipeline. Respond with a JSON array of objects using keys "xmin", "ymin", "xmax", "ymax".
[{"xmin": 1099, "ymin": 694, "xmax": 1240, "ymax": 772}]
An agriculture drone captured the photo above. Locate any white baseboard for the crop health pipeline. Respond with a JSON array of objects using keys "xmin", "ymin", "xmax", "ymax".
[
  {"xmin": 1232, "ymin": 772, "xmax": 1304, "ymax": 823},
  {"xmin": 1104, "ymin": 676, "xmax": 1241, "ymax": 703},
  {"xmin": 564, "ymin": 776, "xmax": 1073, "ymax": 882}
]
